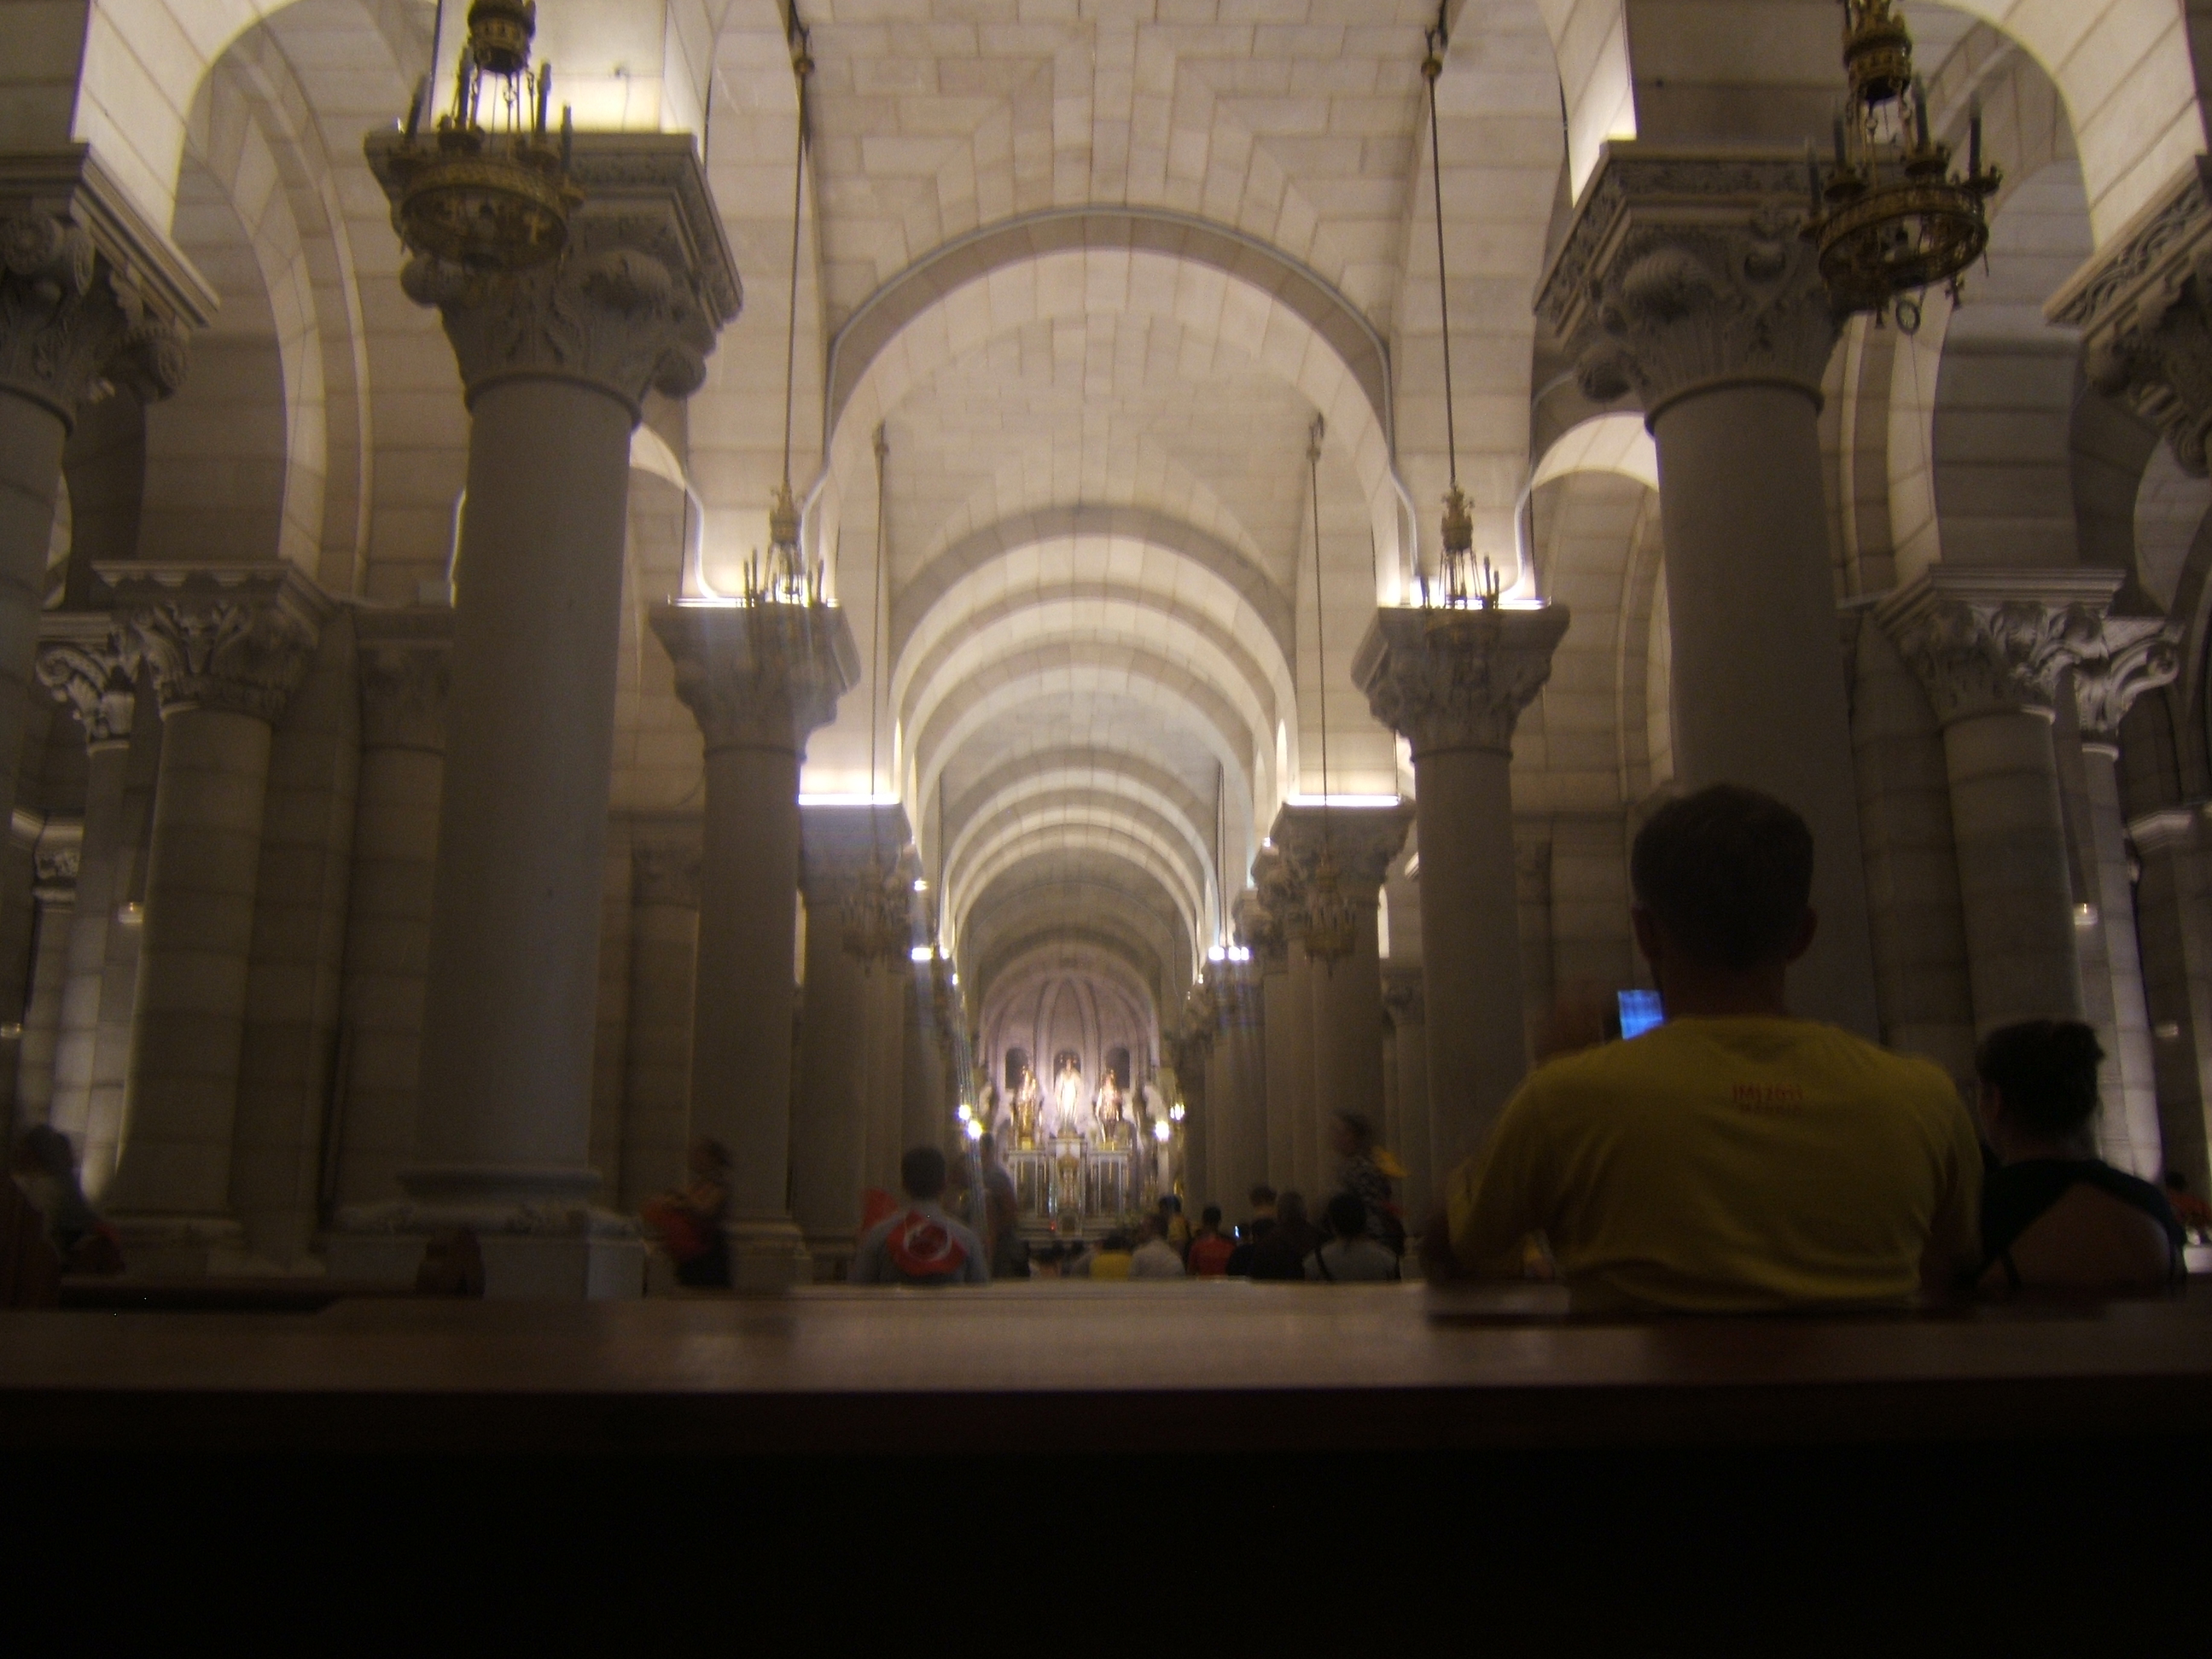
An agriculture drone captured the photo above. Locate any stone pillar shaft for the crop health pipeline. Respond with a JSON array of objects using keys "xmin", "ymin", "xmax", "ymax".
[
  {"xmin": 1385, "ymin": 980, "xmax": 1430, "ymax": 1226},
  {"xmin": 2074, "ymin": 740, "xmax": 2162, "ymax": 1174},
  {"xmin": 15, "ymin": 845, "xmax": 75, "ymax": 1128},
  {"xmin": 620, "ymin": 825, "xmax": 700, "ymax": 1212},
  {"xmin": 2133, "ymin": 806, "xmax": 2212, "ymax": 1192}
]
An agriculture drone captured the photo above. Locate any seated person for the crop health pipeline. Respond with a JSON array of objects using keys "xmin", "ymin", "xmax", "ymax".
[
  {"xmin": 1974, "ymin": 1020, "xmax": 2185, "ymax": 1295},
  {"xmin": 849, "ymin": 1147, "xmax": 989, "ymax": 1286},
  {"xmin": 1128, "ymin": 1214, "xmax": 1187, "ymax": 1278},
  {"xmin": 1244, "ymin": 1191, "xmax": 1319, "ymax": 1282},
  {"xmin": 1306, "ymin": 1192, "xmax": 1400, "ymax": 1283},
  {"xmin": 11, "ymin": 1124, "xmax": 123, "ymax": 1274},
  {"xmin": 1438, "ymin": 784, "xmax": 1982, "ymax": 1313},
  {"xmin": 1186, "ymin": 1205, "xmax": 1237, "ymax": 1277},
  {"xmin": 1080, "ymin": 1231, "xmax": 1137, "ymax": 1281},
  {"xmin": 641, "ymin": 1137, "xmax": 732, "ymax": 1288}
]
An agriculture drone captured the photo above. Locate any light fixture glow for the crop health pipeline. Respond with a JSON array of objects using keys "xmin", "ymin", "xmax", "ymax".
[
  {"xmin": 909, "ymin": 945, "xmax": 934, "ymax": 963},
  {"xmin": 1284, "ymin": 793, "xmax": 1403, "ymax": 809},
  {"xmin": 1153, "ymin": 1120, "xmax": 1170, "ymax": 1144},
  {"xmin": 797, "ymin": 792, "xmax": 901, "ymax": 806}
]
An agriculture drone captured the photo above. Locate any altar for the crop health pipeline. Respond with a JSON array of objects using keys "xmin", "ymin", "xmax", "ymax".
[{"xmin": 1006, "ymin": 1139, "xmax": 1138, "ymax": 1225}]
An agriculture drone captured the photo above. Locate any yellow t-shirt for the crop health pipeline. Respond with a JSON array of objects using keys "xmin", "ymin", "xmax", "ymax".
[{"xmin": 1447, "ymin": 1017, "xmax": 1982, "ymax": 1313}]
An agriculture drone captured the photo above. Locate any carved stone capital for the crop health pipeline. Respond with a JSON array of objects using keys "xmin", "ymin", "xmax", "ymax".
[
  {"xmin": 1876, "ymin": 568, "xmax": 2125, "ymax": 726},
  {"xmin": 2049, "ymin": 157, "xmax": 2212, "ymax": 476},
  {"xmin": 1353, "ymin": 603, "xmax": 1570, "ymax": 760},
  {"xmin": 367, "ymin": 133, "xmax": 741, "ymax": 415},
  {"xmin": 800, "ymin": 801, "xmax": 915, "ymax": 905},
  {"xmin": 355, "ymin": 608, "xmax": 453, "ymax": 753},
  {"xmin": 1383, "ymin": 973, "xmax": 1425, "ymax": 1027},
  {"xmin": 632, "ymin": 818, "xmax": 704, "ymax": 907},
  {"xmin": 1269, "ymin": 800, "xmax": 1413, "ymax": 897},
  {"xmin": 2073, "ymin": 617, "xmax": 2181, "ymax": 747},
  {"xmin": 33, "ymin": 818, "xmax": 80, "ymax": 897},
  {"xmin": 1249, "ymin": 845, "xmax": 1309, "ymax": 941},
  {"xmin": 652, "ymin": 602, "xmax": 860, "ymax": 757},
  {"xmin": 1536, "ymin": 147, "xmax": 1840, "ymax": 422},
  {"xmin": 1231, "ymin": 889, "xmax": 1286, "ymax": 971},
  {"xmin": 0, "ymin": 149, "xmax": 211, "ymax": 425},
  {"xmin": 100, "ymin": 563, "xmax": 335, "ymax": 724},
  {"xmin": 37, "ymin": 613, "xmax": 137, "ymax": 747},
  {"xmin": 1181, "ymin": 983, "xmax": 1218, "ymax": 1052}
]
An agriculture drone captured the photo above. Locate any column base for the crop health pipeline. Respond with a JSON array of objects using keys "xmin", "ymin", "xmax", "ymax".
[
  {"xmin": 801, "ymin": 1229, "xmax": 859, "ymax": 1283},
  {"xmin": 727, "ymin": 1215, "xmax": 812, "ymax": 1292},
  {"xmin": 328, "ymin": 1200, "xmax": 644, "ymax": 1300},
  {"xmin": 108, "ymin": 1214, "xmax": 305, "ymax": 1278}
]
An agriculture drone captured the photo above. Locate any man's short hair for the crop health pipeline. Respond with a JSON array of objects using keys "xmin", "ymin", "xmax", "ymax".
[
  {"xmin": 1631, "ymin": 785, "xmax": 1814, "ymax": 969},
  {"xmin": 1324, "ymin": 1191, "xmax": 1368, "ymax": 1241},
  {"xmin": 1977, "ymin": 1020, "xmax": 2104, "ymax": 1137},
  {"xmin": 1201, "ymin": 1204, "xmax": 1223, "ymax": 1225},
  {"xmin": 901, "ymin": 1145, "xmax": 948, "ymax": 1200},
  {"xmin": 1249, "ymin": 1184, "xmax": 1276, "ymax": 1208}
]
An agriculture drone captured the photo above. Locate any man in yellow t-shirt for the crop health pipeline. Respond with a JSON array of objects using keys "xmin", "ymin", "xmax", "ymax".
[{"xmin": 1445, "ymin": 785, "xmax": 1982, "ymax": 1313}]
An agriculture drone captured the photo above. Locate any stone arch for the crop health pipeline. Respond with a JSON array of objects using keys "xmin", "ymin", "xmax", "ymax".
[{"xmin": 947, "ymin": 794, "xmax": 1214, "ymax": 956}]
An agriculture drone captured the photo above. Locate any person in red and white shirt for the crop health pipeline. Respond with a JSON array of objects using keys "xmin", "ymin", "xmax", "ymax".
[{"xmin": 849, "ymin": 1147, "xmax": 990, "ymax": 1286}]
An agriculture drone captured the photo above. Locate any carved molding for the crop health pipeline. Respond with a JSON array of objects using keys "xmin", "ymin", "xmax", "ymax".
[
  {"xmin": 368, "ymin": 133, "xmax": 741, "ymax": 415},
  {"xmin": 356, "ymin": 608, "xmax": 453, "ymax": 753},
  {"xmin": 652, "ymin": 602, "xmax": 860, "ymax": 757},
  {"xmin": 1231, "ymin": 888, "xmax": 1286, "ymax": 971},
  {"xmin": 1536, "ymin": 147, "xmax": 1840, "ymax": 422},
  {"xmin": 100, "ymin": 563, "xmax": 335, "ymax": 725},
  {"xmin": 632, "ymin": 826, "xmax": 704, "ymax": 908},
  {"xmin": 33, "ymin": 819, "xmax": 81, "ymax": 894},
  {"xmin": 1353, "ymin": 604, "xmax": 1570, "ymax": 760},
  {"xmin": 799, "ymin": 801, "xmax": 915, "ymax": 903},
  {"xmin": 2049, "ymin": 157, "xmax": 2212, "ymax": 476},
  {"xmin": 36, "ymin": 614, "xmax": 137, "ymax": 747},
  {"xmin": 0, "ymin": 149, "xmax": 210, "ymax": 425},
  {"xmin": 1249, "ymin": 845, "xmax": 1310, "ymax": 941},
  {"xmin": 1875, "ymin": 568, "xmax": 2126, "ymax": 726},
  {"xmin": 2073, "ymin": 617, "xmax": 2181, "ymax": 747},
  {"xmin": 1269, "ymin": 800, "xmax": 1414, "ymax": 895},
  {"xmin": 2129, "ymin": 803, "xmax": 2210, "ymax": 858}
]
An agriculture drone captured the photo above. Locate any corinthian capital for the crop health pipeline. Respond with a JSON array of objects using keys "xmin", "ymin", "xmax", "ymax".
[
  {"xmin": 355, "ymin": 608, "xmax": 453, "ymax": 753},
  {"xmin": 0, "ymin": 149, "xmax": 211, "ymax": 422},
  {"xmin": 2050, "ymin": 158, "xmax": 2212, "ymax": 476},
  {"xmin": 1353, "ymin": 604, "xmax": 1569, "ymax": 760},
  {"xmin": 1536, "ymin": 147, "xmax": 1840, "ymax": 422},
  {"xmin": 37, "ymin": 614, "xmax": 137, "ymax": 747},
  {"xmin": 2072, "ymin": 617, "xmax": 2182, "ymax": 747},
  {"xmin": 1231, "ymin": 888, "xmax": 1286, "ymax": 972},
  {"xmin": 652, "ymin": 602, "xmax": 860, "ymax": 757},
  {"xmin": 1268, "ymin": 800, "xmax": 1413, "ymax": 896},
  {"xmin": 367, "ymin": 134, "xmax": 741, "ymax": 414},
  {"xmin": 1249, "ymin": 845, "xmax": 1310, "ymax": 942},
  {"xmin": 101, "ymin": 563, "xmax": 334, "ymax": 724},
  {"xmin": 1876, "ymin": 568, "xmax": 2125, "ymax": 726}
]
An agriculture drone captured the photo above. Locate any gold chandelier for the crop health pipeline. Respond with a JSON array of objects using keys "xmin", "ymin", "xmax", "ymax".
[
  {"xmin": 840, "ymin": 851, "xmax": 910, "ymax": 969},
  {"xmin": 1805, "ymin": 0, "xmax": 2000, "ymax": 329},
  {"xmin": 388, "ymin": 0, "xmax": 580, "ymax": 271}
]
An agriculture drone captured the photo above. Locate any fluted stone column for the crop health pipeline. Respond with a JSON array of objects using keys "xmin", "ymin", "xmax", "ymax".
[
  {"xmin": 15, "ymin": 825, "xmax": 79, "ymax": 1127},
  {"xmin": 1539, "ymin": 148, "xmax": 1878, "ymax": 1033},
  {"xmin": 1878, "ymin": 571, "xmax": 2121, "ymax": 1038},
  {"xmin": 333, "ymin": 610, "xmax": 451, "ymax": 1205},
  {"xmin": 0, "ymin": 155, "xmax": 201, "ymax": 847},
  {"xmin": 1356, "ymin": 607, "xmax": 1566, "ymax": 1176},
  {"xmin": 620, "ymin": 821, "xmax": 701, "ymax": 1212},
  {"xmin": 35, "ymin": 617, "xmax": 137, "ymax": 1162},
  {"xmin": 96, "ymin": 565, "xmax": 329, "ymax": 1271},
  {"xmin": 1235, "ymin": 892, "xmax": 1297, "ymax": 1191},
  {"xmin": 350, "ymin": 135, "xmax": 737, "ymax": 1297},
  {"xmin": 1272, "ymin": 802, "xmax": 1412, "ymax": 1191},
  {"xmin": 2068, "ymin": 626, "xmax": 2182, "ymax": 1175},
  {"xmin": 1215, "ymin": 965, "xmax": 1266, "ymax": 1214},
  {"xmin": 1252, "ymin": 847, "xmax": 1318, "ymax": 1196},
  {"xmin": 795, "ymin": 801, "xmax": 910, "ymax": 1259},
  {"xmin": 653, "ymin": 602, "xmax": 857, "ymax": 1289},
  {"xmin": 1383, "ymin": 974, "xmax": 1429, "ymax": 1226},
  {"xmin": 2132, "ymin": 806, "xmax": 2212, "ymax": 1193}
]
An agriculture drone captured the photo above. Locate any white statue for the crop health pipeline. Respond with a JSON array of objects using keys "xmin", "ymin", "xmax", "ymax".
[{"xmin": 1051, "ymin": 1057, "xmax": 1088, "ymax": 1140}]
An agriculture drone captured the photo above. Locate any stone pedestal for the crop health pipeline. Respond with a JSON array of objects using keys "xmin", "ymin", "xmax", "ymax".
[
  {"xmin": 95, "ymin": 565, "xmax": 329, "ymax": 1273},
  {"xmin": 1271, "ymin": 800, "xmax": 1412, "ymax": 1192},
  {"xmin": 336, "ymin": 136, "xmax": 737, "ymax": 1298},
  {"xmin": 333, "ymin": 609, "xmax": 451, "ymax": 1206},
  {"xmin": 1877, "ymin": 571, "xmax": 2125, "ymax": 1039},
  {"xmin": 1538, "ymin": 147, "xmax": 1877, "ymax": 1033},
  {"xmin": 795, "ymin": 801, "xmax": 911, "ymax": 1263},
  {"xmin": 652, "ymin": 602, "xmax": 858, "ymax": 1290},
  {"xmin": 34, "ymin": 615, "xmax": 135, "ymax": 1163},
  {"xmin": 1355, "ymin": 605, "xmax": 1565, "ymax": 1175},
  {"xmin": 0, "ymin": 152, "xmax": 202, "ymax": 846}
]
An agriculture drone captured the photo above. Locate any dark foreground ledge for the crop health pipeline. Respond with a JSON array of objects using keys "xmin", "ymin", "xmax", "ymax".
[{"xmin": 6, "ymin": 1278, "xmax": 2211, "ymax": 1458}]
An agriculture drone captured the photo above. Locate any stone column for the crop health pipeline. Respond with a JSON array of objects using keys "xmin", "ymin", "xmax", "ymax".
[
  {"xmin": 652, "ymin": 602, "xmax": 857, "ymax": 1289},
  {"xmin": 1272, "ymin": 801, "xmax": 1412, "ymax": 1191},
  {"xmin": 1383, "ymin": 973, "xmax": 1429, "ymax": 1226},
  {"xmin": 795, "ymin": 801, "xmax": 911, "ymax": 1259},
  {"xmin": 1355, "ymin": 606, "xmax": 1566, "ymax": 1177},
  {"xmin": 0, "ymin": 155, "xmax": 201, "ymax": 843},
  {"xmin": 2068, "ymin": 625, "xmax": 2183, "ymax": 1175},
  {"xmin": 15, "ymin": 824, "xmax": 79, "ymax": 1126},
  {"xmin": 1252, "ymin": 847, "xmax": 1318, "ymax": 1197},
  {"xmin": 333, "ymin": 610, "xmax": 451, "ymax": 1206},
  {"xmin": 1234, "ymin": 892, "xmax": 1296, "ymax": 1192},
  {"xmin": 96, "ymin": 565, "xmax": 329, "ymax": 1272},
  {"xmin": 1216, "ymin": 964, "xmax": 1267, "ymax": 1214},
  {"xmin": 2131, "ymin": 806, "xmax": 2212, "ymax": 1192},
  {"xmin": 353, "ymin": 134, "xmax": 737, "ymax": 1297},
  {"xmin": 1878, "ymin": 571, "xmax": 2120, "ymax": 1037},
  {"xmin": 619, "ymin": 821, "xmax": 701, "ymax": 1212},
  {"xmin": 34, "ymin": 616, "xmax": 137, "ymax": 1159},
  {"xmin": 1538, "ymin": 148, "xmax": 1878, "ymax": 1033}
]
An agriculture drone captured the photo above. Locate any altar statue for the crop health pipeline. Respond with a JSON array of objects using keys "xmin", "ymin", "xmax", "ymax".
[
  {"xmin": 1011, "ymin": 1067, "xmax": 1042, "ymax": 1150},
  {"xmin": 1050, "ymin": 1057, "xmax": 1089, "ymax": 1140},
  {"xmin": 1093, "ymin": 1070, "xmax": 1129, "ymax": 1147}
]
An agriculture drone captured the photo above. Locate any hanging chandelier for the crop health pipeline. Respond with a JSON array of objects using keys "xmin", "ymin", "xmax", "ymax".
[
  {"xmin": 387, "ymin": 0, "xmax": 580, "ymax": 271},
  {"xmin": 1804, "ymin": 0, "xmax": 2000, "ymax": 329},
  {"xmin": 1302, "ymin": 415, "xmax": 1356, "ymax": 969},
  {"xmin": 842, "ymin": 419, "xmax": 908, "ymax": 968},
  {"xmin": 742, "ymin": 23, "xmax": 821, "ymax": 606}
]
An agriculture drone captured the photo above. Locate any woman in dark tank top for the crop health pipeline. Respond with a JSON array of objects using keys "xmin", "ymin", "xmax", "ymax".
[{"xmin": 1971, "ymin": 1021, "xmax": 2184, "ymax": 1295}]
